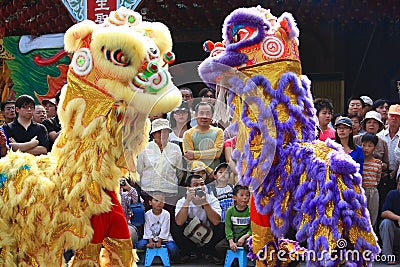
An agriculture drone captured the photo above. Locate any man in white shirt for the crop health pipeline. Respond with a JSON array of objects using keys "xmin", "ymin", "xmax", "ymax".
[
  {"xmin": 379, "ymin": 105, "xmax": 400, "ymax": 229},
  {"xmin": 377, "ymin": 104, "xmax": 400, "ymax": 178},
  {"xmin": 137, "ymin": 118, "xmax": 183, "ymax": 216},
  {"xmin": 172, "ymin": 174, "xmax": 222, "ymax": 261}
]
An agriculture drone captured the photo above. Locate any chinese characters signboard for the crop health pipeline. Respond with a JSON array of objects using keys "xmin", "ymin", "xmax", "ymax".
[
  {"xmin": 62, "ymin": 0, "xmax": 144, "ymax": 23},
  {"xmin": 87, "ymin": 0, "xmax": 117, "ymax": 24}
]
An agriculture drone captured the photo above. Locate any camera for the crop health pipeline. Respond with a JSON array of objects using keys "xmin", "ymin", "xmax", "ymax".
[
  {"xmin": 194, "ymin": 188, "xmax": 205, "ymax": 198},
  {"xmin": 120, "ymin": 178, "xmax": 126, "ymax": 186}
]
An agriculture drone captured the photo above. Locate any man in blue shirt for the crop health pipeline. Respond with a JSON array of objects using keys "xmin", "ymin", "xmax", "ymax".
[{"xmin": 379, "ymin": 178, "xmax": 400, "ymax": 264}]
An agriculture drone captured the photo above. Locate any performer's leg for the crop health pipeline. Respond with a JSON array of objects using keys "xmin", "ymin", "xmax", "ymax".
[
  {"xmin": 71, "ymin": 206, "xmax": 108, "ymax": 267},
  {"xmin": 250, "ymin": 196, "xmax": 277, "ymax": 266},
  {"xmin": 102, "ymin": 237, "xmax": 135, "ymax": 267},
  {"xmin": 71, "ymin": 243, "xmax": 103, "ymax": 267},
  {"xmin": 102, "ymin": 191, "xmax": 136, "ymax": 266}
]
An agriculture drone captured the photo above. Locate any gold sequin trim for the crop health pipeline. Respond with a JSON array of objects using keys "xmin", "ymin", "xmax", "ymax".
[
  {"xmin": 251, "ymin": 223, "xmax": 276, "ymax": 267},
  {"xmin": 276, "ymin": 103, "xmax": 289, "ymax": 123},
  {"xmin": 246, "ymin": 102, "xmax": 259, "ymax": 123},
  {"xmin": 326, "ymin": 200, "xmax": 334, "ymax": 218},
  {"xmin": 260, "ymin": 189, "xmax": 274, "ymax": 207},
  {"xmin": 240, "ymin": 61, "xmax": 302, "ymax": 89},
  {"xmin": 26, "ymin": 253, "xmax": 39, "ymax": 267},
  {"xmin": 348, "ymin": 226, "xmax": 378, "ymax": 248},
  {"xmin": 294, "ymin": 121, "xmax": 303, "ymax": 140},
  {"xmin": 264, "ymin": 115, "xmax": 276, "ymax": 139},
  {"xmin": 274, "ymin": 215, "xmax": 283, "ymax": 227},
  {"xmin": 284, "ymin": 86, "xmax": 299, "ymax": 107},
  {"xmin": 0, "ymin": 247, "xmax": 6, "ymax": 260},
  {"xmin": 103, "ymin": 237, "xmax": 134, "ymax": 266},
  {"xmin": 281, "ymin": 191, "xmax": 291, "ymax": 214},
  {"xmin": 250, "ymin": 133, "xmax": 262, "ymax": 159},
  {"xmin": 68, "ymin": 173, "xmax": 82, "ymax": 194},
  {"xmin": 88, "ymin": 180, "xmax": 102, "ymax": 204},
  {"xmin": 299, "ymin": 171, "xmax": 307, "ymax": 184},
  {"xmin": 74, "ymin": 243, "xmax": 103, "ymax": 262},
  {"xmin": 276, "ymin": 176, "xmax": 282, "ymax": 191},
  {"xmin": 314, "ymin": 224, "xmax": 336, "ymax": 252},
  {"xmin": 353, "ymin": 184, "xmax": 361, "ymax": 194},
  {"xmin": 64, "ymin": 71, "xmax": 115, "ymax": 127},
  {"xmin": 299, "ymin": 213, "xmax": 311, "ymax": 229},
  {"xmin": 0, "ymin": 181, "xmax": 8, "ymax": 202},
  {"xmin": 336, "ymin": 175, "xmax": 346, "ymax": 201},
  {"xmin": 14, "ymin": 168, "xmax": 29, "ymax": 194},
  {"xmin": 52, "ymin": 221, "xmax": 86, "ymax": 240},
  {"xmin": 285, "ymin": 156, "xmax": 292, "ymax": 174}
]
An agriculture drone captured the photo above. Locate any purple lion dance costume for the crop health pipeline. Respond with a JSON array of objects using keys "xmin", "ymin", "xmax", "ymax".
[{"xmin": 199, "ymin": 6, "xmax": 380, "ymax": 266}]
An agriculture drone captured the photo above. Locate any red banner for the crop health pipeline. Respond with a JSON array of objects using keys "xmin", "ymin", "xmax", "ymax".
[{"xmin": 87, "ymin": 0, "xmax": 117, "ymax": 24}]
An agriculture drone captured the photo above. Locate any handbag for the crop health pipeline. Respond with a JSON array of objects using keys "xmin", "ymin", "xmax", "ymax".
[
  {"xmin": 128, "ymin": 202, "xmax": 145, "ymax": 227},
  {"xmin": 183, "ymin": 216, "xmax": 213, "ymax": 246}
]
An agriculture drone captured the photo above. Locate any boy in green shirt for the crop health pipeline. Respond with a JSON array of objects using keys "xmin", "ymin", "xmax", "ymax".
[{"xmin": 215, "ymin": 184, "xmax": 251, "ymax": 262}]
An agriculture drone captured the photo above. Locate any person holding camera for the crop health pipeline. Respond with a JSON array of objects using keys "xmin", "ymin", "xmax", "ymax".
[
  {"xmin": 172, "ymin": 174, "xmax": 221, "ymax": 262},
  {"xmin": 119, "ymin": 176, "xmax": 140, "ymax": 245},
  {"xmin": 119, "ymin": 177, "xmax": 139, "ymax": 221}
]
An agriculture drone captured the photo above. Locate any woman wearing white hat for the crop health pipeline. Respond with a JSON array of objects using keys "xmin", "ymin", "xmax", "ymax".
[{"xmin": 353, "ymin": 111, "xmax": 389, "ymax": 172}]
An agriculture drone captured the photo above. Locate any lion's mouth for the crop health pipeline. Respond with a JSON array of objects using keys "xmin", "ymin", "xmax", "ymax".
[{"xmin": 129, "ymin": 68, "xmax": 168, "ymax": 94}]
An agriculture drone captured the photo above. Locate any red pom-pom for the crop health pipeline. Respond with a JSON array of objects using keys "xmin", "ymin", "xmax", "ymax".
[
  {"xmin": 214, "ymin": 42, "xmax": 224, "ymax": 48},
  {"xmin": 163, "ymin": 51, "xmax": 175, "ymax": 65},
  {"xmin": 203, "ymin": 40, "xmax": 215, "ymax": 52}
]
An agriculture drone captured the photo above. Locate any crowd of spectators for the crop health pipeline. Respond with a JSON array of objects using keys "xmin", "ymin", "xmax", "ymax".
[
  {"xmin": 315, "ymin": 96, "xmax": 400, "ymax": 264},
  {"xmin": 1, "ymin": 88, "xmax": 400, "ymax": 264}
]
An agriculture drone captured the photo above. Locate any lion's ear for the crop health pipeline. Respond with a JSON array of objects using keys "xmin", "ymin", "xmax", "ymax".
[
  {"xmin": 137, "ymin": 22, "xmax": 173, "ymax": 55},
  {"xmin": 64, "ymin": 20, "xmax": 97, "ymax": 53},
  {"xmin": 277, "ymin": 12, "xmax": 299, "ymax": 40}
]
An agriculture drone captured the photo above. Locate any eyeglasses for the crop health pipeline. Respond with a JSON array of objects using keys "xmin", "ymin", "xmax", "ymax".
[
  {"xmin": 174, "ymin": 110, "xmax": 188, "ymax": 115},
  {"xmin": 336, "ymin": 126, "xmax": 350, "ymax": 130},
  {"xmin": 205, "ymin": 94, "xmax": 214, "ymax": 98}
]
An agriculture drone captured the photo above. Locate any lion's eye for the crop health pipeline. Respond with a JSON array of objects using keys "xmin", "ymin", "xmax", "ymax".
[
  {"xmin": 150, "ymin": 47, "xmax": 158, "ymax": 55},
  {"xmin": 233, "ymin": 32, "xmax": 241, "ymax": 43},
  {"xmin": 102, "ymin": 47, "xmax": 130, "ymax": 67}
]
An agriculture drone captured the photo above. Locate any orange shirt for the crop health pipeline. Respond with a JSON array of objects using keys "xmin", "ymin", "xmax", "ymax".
[{"xmin": 362, "ymin": 158, "xmax": 382, "ymax": 188}]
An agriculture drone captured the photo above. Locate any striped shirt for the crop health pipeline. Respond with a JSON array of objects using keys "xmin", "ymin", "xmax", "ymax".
[
  {"xmin": 362, "ymin": 158, "xmax": 382, "ymax": 188},
  {"xmin": 182, "ymin": 126, "xmax": 224, "ymax": 170}
]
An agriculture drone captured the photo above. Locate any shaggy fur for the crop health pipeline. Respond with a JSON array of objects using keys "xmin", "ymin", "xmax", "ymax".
[
  {"xmin": 199, "ymin": 6, "xmax": 379, "ymax": 267},
  {"xmin": 0, "ymin": 7, "xmax": 181, "ymax": 267}
]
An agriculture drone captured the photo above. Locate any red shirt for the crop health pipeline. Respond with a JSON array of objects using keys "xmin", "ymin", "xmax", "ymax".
[{"xmin": 319, "ymin": 127, "xmax": 336, "ymax": 141}]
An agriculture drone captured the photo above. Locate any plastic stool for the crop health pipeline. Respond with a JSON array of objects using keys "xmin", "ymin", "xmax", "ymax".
[
  {"xmin": 224, "ymin": 247, "xmax": 248, "ymax": 267},
  {"xmin": 144, "ymin": 245, "xmax": 170, "ymax": 266}
]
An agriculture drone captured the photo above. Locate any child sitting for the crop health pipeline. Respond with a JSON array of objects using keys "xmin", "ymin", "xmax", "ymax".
[
  {"xmin": 215, "ymin": 185, "xmax": 251, "ymax": 262},
  {"xmin": 135, "ymin": 192, "xmax": 179, "ymax": 261},
  {"xmin": 207, "ymin": 162, "xmax": 234, "ymax": 223},
  {"xmin": 361, "ymin": 133, "xmax": 382, "ymax": 227}
]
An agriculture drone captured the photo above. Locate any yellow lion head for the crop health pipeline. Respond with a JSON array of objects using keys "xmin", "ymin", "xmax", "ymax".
[{"xmin": 64, "ymin": 7, "xmax": 181, "ymax": 115}]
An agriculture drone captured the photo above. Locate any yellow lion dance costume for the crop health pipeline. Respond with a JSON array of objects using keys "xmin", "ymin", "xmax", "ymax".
[{"xmin": 0, "ymin": 7, "xmax": 181, "ymax": 267}]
